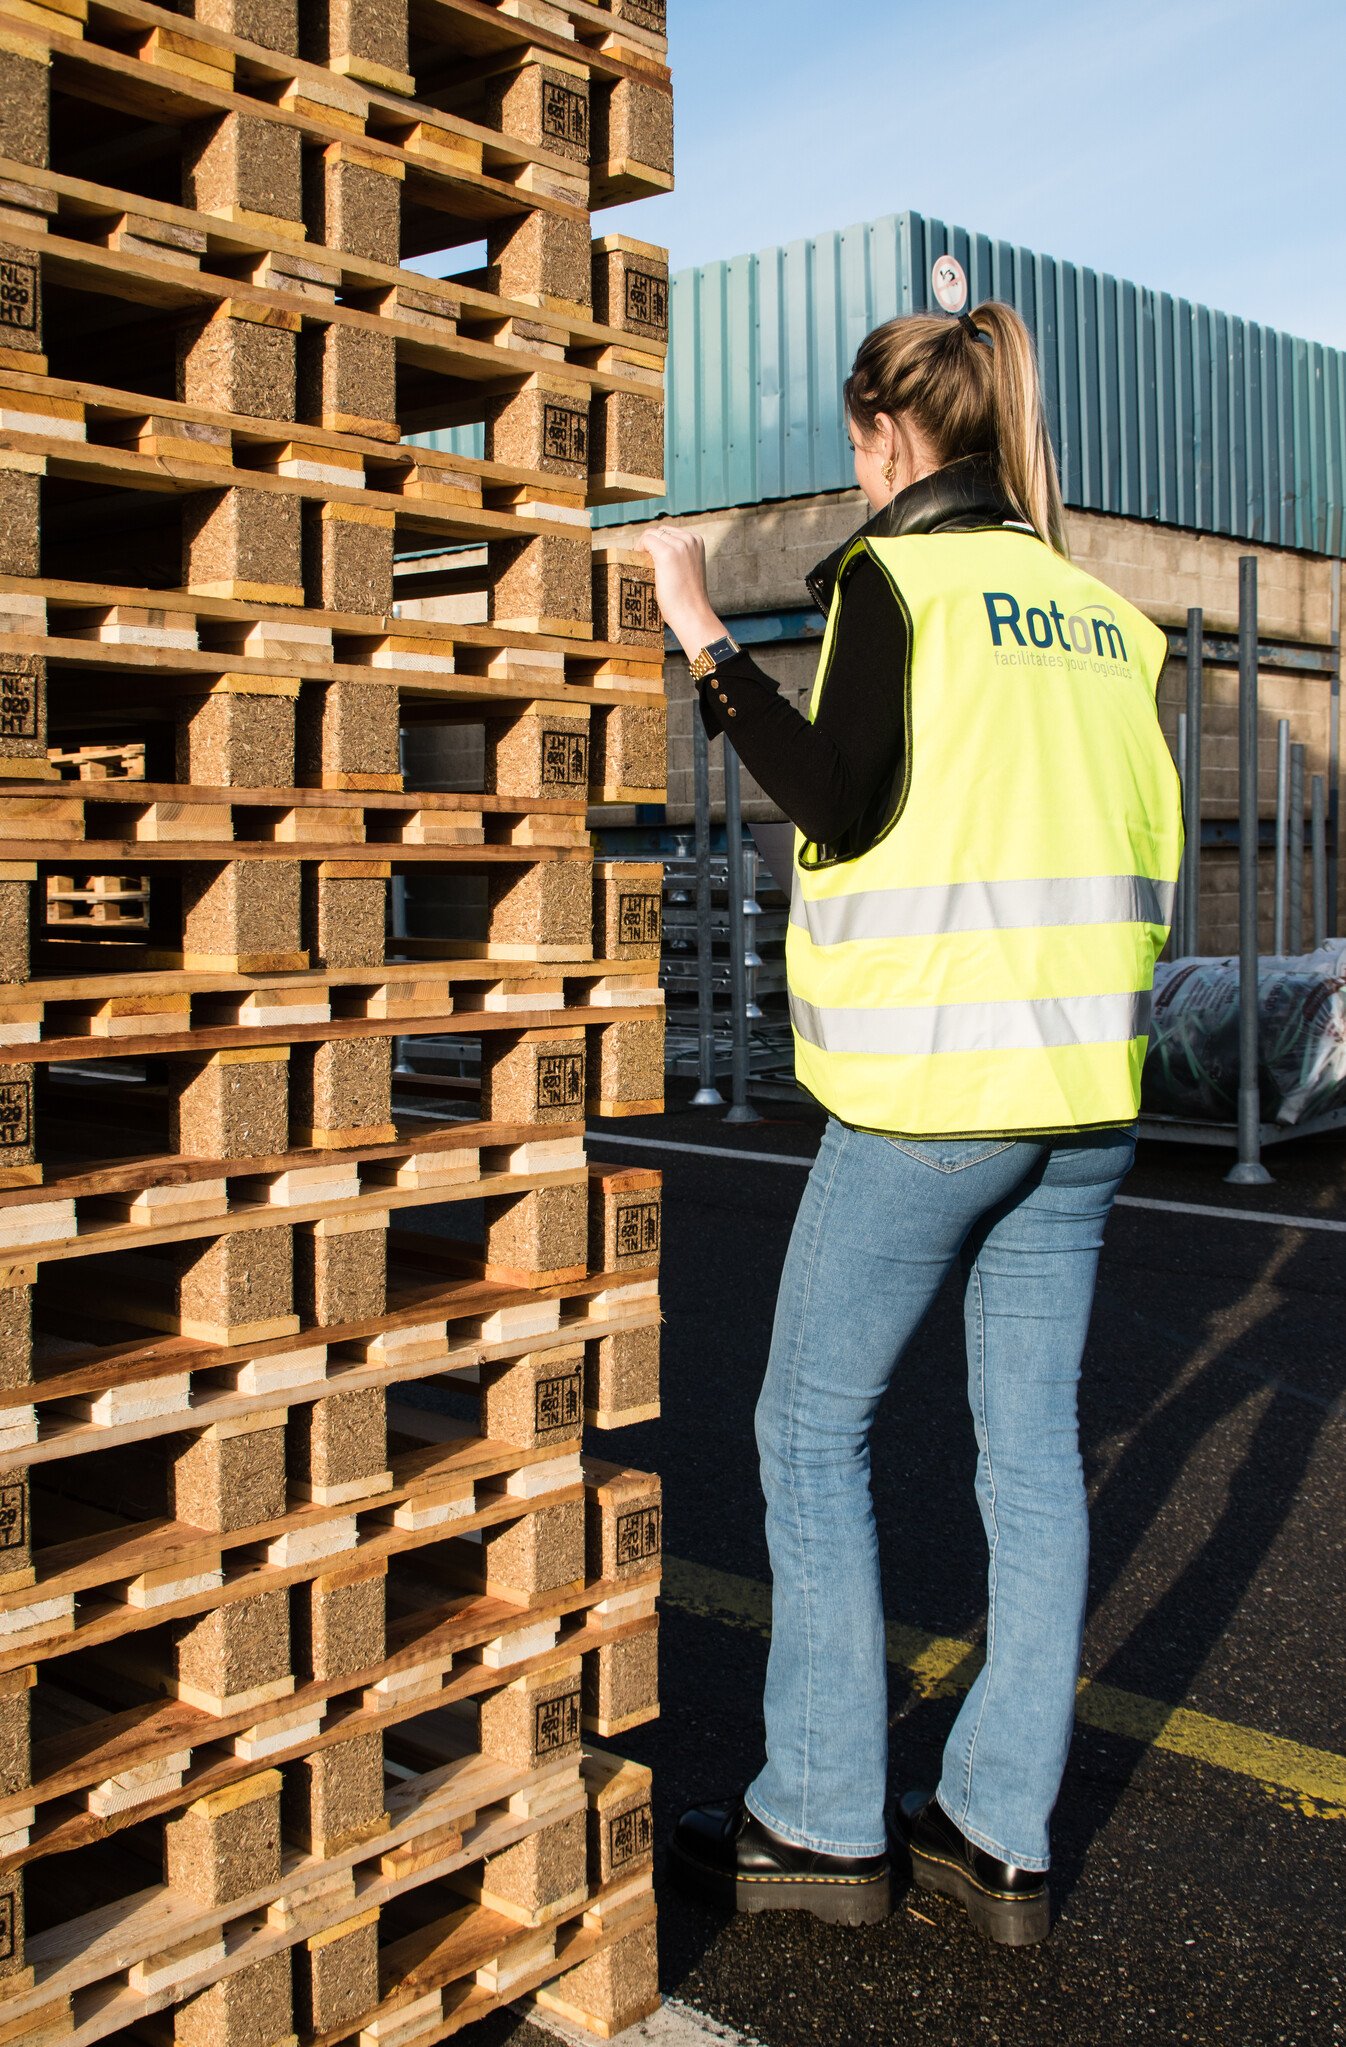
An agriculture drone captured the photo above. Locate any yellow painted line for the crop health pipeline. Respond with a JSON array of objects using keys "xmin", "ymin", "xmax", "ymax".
[{"xmin": 663, "ymin": 1556, "xmax": 1346, "ymax": 1819}]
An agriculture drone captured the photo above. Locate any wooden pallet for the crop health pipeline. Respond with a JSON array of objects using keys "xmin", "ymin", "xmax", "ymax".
[
  {"xmin": 0, "ymin": 153, "xmax": 667, "ymax": 362},
  {"xmin": 6, "ymin": 788, "xmax": 591, "ymax": 852},
  {"xmin": 2, "ymin": 1263, "xmax": 659, "ymax": 1472},
  {"xmin": 5, "ymin": 1564, "xmax": 658, "ymax": 1866},
  {"xmin": 46, "ymin": 742, "xmax": 146, "ymax": 782},
  {"xmin": 0, "ymin": 958, "xmax": 660, "ymax": 1053},
  {"xmin": 0, "ymin": 209, "xmax": 660, "ymax": 413},
  {"xmin": 0, "ymin": 1420, "xmax": 657, "ymax": 1662},
  {"xmin": 0, "ymin": 357, "xmax": 662, "ymax": 508},
  {"xmin": 43, "ymin": 872, "xmax": 150, "ymax": 930},
  {"xmin": 7, "ymin": 1742, "xmax": 593, "ymax": 2045},
  {"xmin": 0, "ymin": 4, "xmax": 669, "ymax": 2033}
]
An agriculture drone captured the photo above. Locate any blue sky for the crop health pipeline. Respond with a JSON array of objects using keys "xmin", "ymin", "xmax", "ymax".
[{"xmin": 599, "ymin": 0, "xmax": 1346, "ymax": 348}]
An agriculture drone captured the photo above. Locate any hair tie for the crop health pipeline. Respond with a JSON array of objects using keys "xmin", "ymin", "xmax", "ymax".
[{"xmin": 960, "ymin": 311, "xmax": 989, "ymax": 345}]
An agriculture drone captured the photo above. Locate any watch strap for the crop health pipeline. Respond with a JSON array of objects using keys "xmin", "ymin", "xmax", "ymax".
[{"xmin": 689, "ymin": 634, "xmax": 740, "ymax": 682}]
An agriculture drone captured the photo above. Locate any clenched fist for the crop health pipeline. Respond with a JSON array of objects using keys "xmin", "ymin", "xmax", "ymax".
[{"xmin": 641, "ymin": 525, "xmax": 725, "ymax": 659}]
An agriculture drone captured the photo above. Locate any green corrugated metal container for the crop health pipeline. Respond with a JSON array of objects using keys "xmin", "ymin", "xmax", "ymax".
[{"xmin": 420, "ymin": 208, "xmax": 1346, "ymax": 553}]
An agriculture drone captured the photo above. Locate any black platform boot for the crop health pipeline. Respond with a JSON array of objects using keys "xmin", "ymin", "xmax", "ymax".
[
  {"xmin": 671, "ymin": 1798, "xmax": 892, "ymax": 1927},
  {"xmin": 896, "ymin": 1790, "xmax": 1050, "ymax": 1945}
]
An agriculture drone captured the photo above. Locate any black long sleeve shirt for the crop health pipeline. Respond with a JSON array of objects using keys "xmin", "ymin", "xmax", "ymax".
[
  {"xmin": 696, "ymin": 552, "xmax": 908, "ymax": 853},
  {"xmin": 693, "ymin": 454, "xmax": 1019, "ymax": 861}
]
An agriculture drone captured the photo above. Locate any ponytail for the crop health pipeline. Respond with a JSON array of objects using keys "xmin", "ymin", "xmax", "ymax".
[{"xmin": 842, "ymin": 299, "xmax": 1069, "ymax": 555}]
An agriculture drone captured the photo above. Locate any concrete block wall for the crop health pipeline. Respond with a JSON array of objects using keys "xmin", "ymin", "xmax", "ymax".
[{"xmin": 607, "ymin": 490, "xmax": 1341, "ymax": 953}]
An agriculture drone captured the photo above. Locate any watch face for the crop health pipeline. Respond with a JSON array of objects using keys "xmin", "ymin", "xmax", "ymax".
[{"xmin": 708, "ymin": 637, "xmax": 739, "ymax": 664}]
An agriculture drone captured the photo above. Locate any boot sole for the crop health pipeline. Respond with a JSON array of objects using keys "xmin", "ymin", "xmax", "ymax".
[
  {"xmin": 908, "ymin": 1842, "xmax": 1050, "ymax": 1946},
  {"xmin": 670, "ymin": 1842, "xmax": 892, "ymax": 1926}
]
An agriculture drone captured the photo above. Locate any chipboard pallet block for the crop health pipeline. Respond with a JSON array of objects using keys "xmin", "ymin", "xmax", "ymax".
[{"xmin": 0, "ymin": 0, "xmax": 670, "ymax": 2035}]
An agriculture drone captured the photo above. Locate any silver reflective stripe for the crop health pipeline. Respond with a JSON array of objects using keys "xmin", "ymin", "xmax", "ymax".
[
  {"xmin": 790, "ymin": 875, "xmax": 1175, "ymax": 946},
  {"xmin": 790, "ymin": 989, "xmax": 1152, "ymax": 1057}
]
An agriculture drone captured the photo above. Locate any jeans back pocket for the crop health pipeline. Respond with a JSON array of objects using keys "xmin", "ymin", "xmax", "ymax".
[{"xmin": 884, "ymin": 1136, "xmax": 1015, "ymax": 1174}]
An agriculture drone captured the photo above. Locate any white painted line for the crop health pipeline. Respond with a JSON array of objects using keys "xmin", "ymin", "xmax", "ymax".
[
  {"xmin": 586, "ymin": 1131, "xmax": 810, "ymax": 1170},
  {"xmin": 1116, "ymin": 1191, "xmax": 1346, "ymax": 1234},
  {"xmin": 525, "ymin": 1995, "xmax": 763, "ymax": 2046},
  {"xmin": 586, "ymin": 1129, "xmax": 1346, "ymax": 1234}
]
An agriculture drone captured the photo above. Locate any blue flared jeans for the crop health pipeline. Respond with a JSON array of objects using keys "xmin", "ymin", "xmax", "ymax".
[{"xmin": 744, "ymin": 1116, "xmax": 1136, "ymax": 1870}]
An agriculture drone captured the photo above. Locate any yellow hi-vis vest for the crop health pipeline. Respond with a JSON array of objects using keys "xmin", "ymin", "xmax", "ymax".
[{"xmin": 788, "ymin": 526, "xmax": 1184, "ymax": 1137}]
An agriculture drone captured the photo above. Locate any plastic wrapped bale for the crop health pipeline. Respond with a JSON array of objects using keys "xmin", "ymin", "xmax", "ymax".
[{"xmin": 1142, "ymin": 944, "xmax": 1346, "ymax": 1127}]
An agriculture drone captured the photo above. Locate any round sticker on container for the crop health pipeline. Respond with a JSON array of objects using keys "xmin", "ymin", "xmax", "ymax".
[{"xmin": 931, "ymin": 254, "xmax": 969, "ymax": 314}]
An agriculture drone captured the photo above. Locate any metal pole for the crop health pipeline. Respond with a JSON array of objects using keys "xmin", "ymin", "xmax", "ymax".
[
  {"xmin": 1174, "ymin": 710, "xmax": 1188, "ymax": 956},
  {"xmin": 1289, "ymin": 743, "xmax": 1305, "ymax": 955},
  {"xmin": 722, "ymin": 743, "xmax": 760, "ymax": 1125},
  {"xmin": 1273, "ymin": 718, "xmax": 1290, "ymax": 955},
  {"xmin": 1330, "ymin": 561, "xmax": 1341, "ymax": 935},
  {"xmin": 743, "ymin": 844, "xmax": 763, "ymax": 1020},
  {"xmin": 1183, "ymin": 610, "xmax": 1203, "ymax": 955},
  {"xmin": 1312, "ymin": 773, "xmax": 1327, "ymax": 949},
  {"xmin": 1226, "ymin": 557, "xmax": 1272, "ymax": 1184},
  {"xmin": 690, "ymin": 707, "xmax": 723, "ymax": 1107}
]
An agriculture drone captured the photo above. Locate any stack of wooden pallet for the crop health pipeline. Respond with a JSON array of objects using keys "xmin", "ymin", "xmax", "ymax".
[{"xmin": 0, "ymin": 0, "xmax": 670, "ymax": 2039}]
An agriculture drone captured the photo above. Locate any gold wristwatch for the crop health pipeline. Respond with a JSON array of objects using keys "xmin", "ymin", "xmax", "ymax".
[{"xmin": 689, "ymin": 634, "xmax": 741, "ymax": 683}]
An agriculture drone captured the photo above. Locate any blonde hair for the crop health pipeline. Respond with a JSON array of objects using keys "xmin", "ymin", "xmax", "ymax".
[{"xmin": 842, "ymin": 300, "xmax": 1068, "ymax": 555}]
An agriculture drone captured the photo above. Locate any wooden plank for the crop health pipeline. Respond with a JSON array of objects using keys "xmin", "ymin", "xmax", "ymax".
[
  {"xmin": 27, "ymin": 2, "xmax": 591, "ymax": 204},
  {"xmin": 0, "ymin": 1002, "xmax": 663, "ymax": 1071},
  {"xmin": 0, "ymin": 215, "xmax": 666, "ymax": 400},
  {"xmin": 0, "ymin": 1467, "xmax": 593, "ymax": 1682},
  {"xmin": 0, "ymin": 155, "xmax": 665, "ymax": 360},
  {"xmin": 6, "ymin": 1280, "xmax": 657, "ymax": 1457},
  {"xmin": 0, "ymin": 628, "xmax": 660, "ymax": 709},
  {"xmin": 0, "ymin": 1156, "xmax": 589, "ymax": 1264},
  {"xmin": 12, "ymin": 1583, "xmax": 659, "ymax": 1849}
]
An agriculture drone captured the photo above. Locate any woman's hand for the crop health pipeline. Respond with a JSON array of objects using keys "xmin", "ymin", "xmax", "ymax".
[{"xmin": 641, "ymin": 526, "xmax": 726, "ymax": 658}]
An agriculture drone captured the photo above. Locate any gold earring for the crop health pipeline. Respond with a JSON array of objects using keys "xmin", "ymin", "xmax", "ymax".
[{"xmin": 882, "ymin": 458, "xmax": 896, "ymax": 486}]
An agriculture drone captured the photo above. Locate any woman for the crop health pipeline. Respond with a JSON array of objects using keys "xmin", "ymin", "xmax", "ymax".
[{"xmin": 642, "ymin": 301, "xmax": 1182, "ymax": 1946}]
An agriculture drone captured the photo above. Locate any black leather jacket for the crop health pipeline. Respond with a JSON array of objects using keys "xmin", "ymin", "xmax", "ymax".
[{"xmin": 805, "ymin": 452, "xmax": 1023, "ymax": 616}]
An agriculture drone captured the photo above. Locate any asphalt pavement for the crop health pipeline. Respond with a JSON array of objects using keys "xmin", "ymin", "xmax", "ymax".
[{"xmin": 486, "ymin": 1084, "xmax": 1346, "ymax": 2047}]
